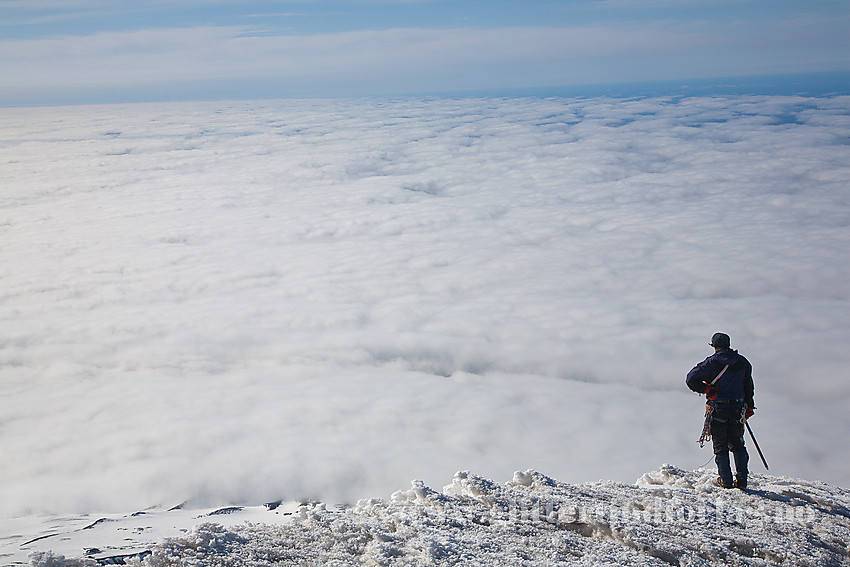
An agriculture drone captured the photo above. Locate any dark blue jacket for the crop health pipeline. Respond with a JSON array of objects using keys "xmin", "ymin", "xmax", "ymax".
[{"xmin": 686, "ymin": 348, "xmax": 754, "ymax": 407}]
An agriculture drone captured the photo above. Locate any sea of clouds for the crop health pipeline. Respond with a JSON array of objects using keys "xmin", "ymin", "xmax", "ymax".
[{"xmin": 1, "ymin": 95, "xmax": 849, "ymax": 520}]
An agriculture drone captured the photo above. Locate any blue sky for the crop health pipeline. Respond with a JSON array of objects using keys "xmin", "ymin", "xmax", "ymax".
[{"xmin": 1, "ymin": 0, "xmax": 850, "ymax": 104}]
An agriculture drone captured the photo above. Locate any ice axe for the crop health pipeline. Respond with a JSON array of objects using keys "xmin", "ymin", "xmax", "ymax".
[{"xmin": 745, "ymin": 420, "xmax": 769, "ymax": 470}]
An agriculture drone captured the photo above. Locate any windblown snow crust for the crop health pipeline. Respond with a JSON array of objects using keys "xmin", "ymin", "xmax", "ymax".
[{"xmin": 30, "ymin": 467, "xmax": 850, "ymax": 566}]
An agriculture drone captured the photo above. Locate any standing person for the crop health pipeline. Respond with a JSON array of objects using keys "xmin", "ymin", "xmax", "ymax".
[{"xmin": 686, "ymin": 332, "xmax": 755, "ymax": 489}]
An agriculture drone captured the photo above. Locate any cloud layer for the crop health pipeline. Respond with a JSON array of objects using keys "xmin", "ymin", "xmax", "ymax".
[{"xmin": 1, "ymin": 95, "xmax": 849, "ymax": 518}]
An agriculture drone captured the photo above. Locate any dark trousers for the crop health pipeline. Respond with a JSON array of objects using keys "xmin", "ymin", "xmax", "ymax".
[{"xmin": 710, "ymin": 403, "xmax": 749, "ymax": 482}]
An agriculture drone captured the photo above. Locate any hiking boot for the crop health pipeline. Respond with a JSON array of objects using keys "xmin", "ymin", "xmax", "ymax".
[
  {"xmin": 735, "ymin": 474, "xmax": 748, "ymax": 490},
  {"xmin": 718, "ymin": 477, "xmax": 735, "ymax": 489}
]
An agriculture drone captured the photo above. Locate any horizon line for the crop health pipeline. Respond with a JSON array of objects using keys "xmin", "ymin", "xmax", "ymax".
[{"xmin": 3, "ymin": 70, "xmax": 849, "ymax": 109}]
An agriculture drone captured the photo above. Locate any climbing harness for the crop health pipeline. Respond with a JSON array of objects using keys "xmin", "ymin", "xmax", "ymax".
[{"xmin": 696, "ymin": 363, "xmax": 730, "ymax": 447}]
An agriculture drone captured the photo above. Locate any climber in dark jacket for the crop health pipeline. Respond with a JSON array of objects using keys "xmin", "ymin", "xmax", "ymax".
[{"xmin": 686, "ymin": 332, "xmax": 755, "ymax": 489}]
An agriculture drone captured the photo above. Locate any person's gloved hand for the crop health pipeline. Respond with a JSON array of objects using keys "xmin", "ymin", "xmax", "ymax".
[
  {"xmin": 745, "ymin": 405, "xmax": 755, "ymax": 420},
  {"xmin": 704, "ymin": 385, "xmax": 719, "ymax": 400}
]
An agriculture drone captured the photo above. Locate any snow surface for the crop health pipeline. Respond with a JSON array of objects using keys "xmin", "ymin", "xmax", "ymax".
[
  {"xmin": 14, "ymin": 466, "xmax": 850, "ymax": 566},
  {"xmin": 1, "ymin": 94, "xmax": 850, "ymax": 561}
]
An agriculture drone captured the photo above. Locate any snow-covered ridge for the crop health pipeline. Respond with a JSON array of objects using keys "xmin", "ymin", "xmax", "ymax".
[{"xmin": 20, "ymin": 466, "xmax": 850, "ymax": 566}]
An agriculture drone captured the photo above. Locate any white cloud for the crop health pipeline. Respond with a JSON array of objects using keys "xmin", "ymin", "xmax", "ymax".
[{"xmin": 0, "ymin": 95, "xmax": 849, "ymax": 520}]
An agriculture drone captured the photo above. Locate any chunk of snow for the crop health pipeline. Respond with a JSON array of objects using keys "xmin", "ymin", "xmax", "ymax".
[{"xmin": 26, "ymin": 467, "xmax": 850, "ymax": 566}]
